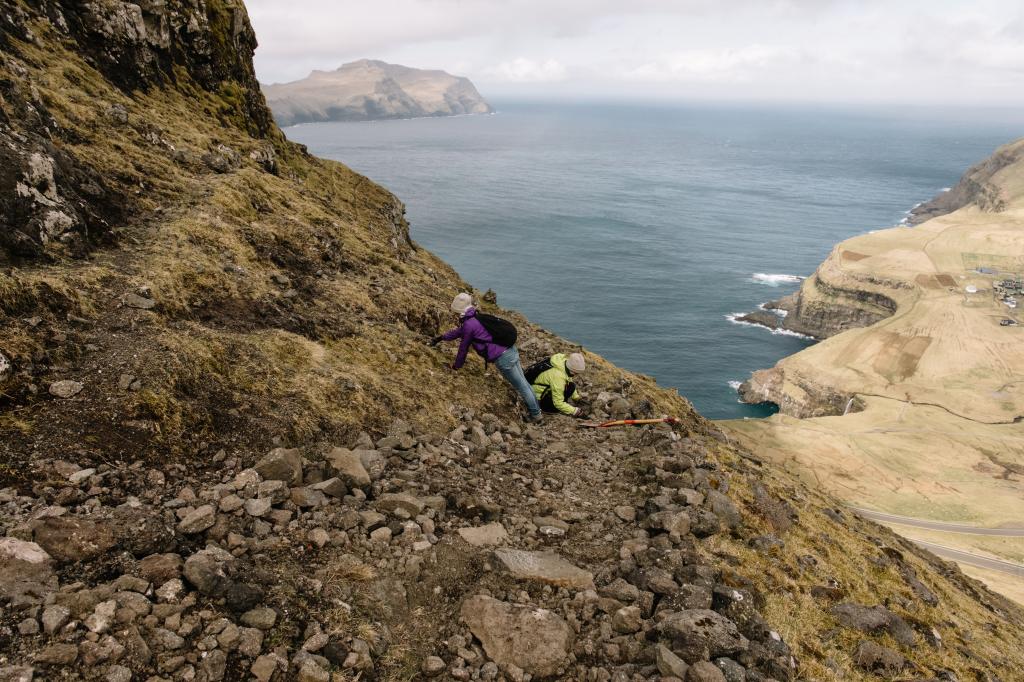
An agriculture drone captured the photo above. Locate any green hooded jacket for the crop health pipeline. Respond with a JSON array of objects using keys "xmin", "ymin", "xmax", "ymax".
[{"xmin": 531, "ymin": 353, "xmax": 581, "ymax": 416}]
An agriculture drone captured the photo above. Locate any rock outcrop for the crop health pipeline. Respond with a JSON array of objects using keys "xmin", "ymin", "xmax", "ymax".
[
  {"xmin": 263, "ymin": 59, "xmax": 493, "ymax": 126},
  {"xmin": 0, "ymin": 0, "xmax": 274, "ymax": 261}
]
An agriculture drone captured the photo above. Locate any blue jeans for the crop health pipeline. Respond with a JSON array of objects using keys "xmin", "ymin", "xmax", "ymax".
[{"xmin": 494, "ymin": 347, "xmax": 542, "ymax": 418}]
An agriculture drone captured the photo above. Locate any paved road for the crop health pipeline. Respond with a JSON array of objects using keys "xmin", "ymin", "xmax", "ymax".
[
  {"xmin": 850, "ymin": 507, "xmax": 1024, "ymax": 537},
  {"xmin": 911, "ymin": 540, "xmax": 1024, "ymax": 576}
]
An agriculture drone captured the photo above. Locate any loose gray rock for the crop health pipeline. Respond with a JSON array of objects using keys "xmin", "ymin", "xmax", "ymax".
[
  {"xmin": 0, "ymin": 537, "xmax": 55, "ymax": 601},
  {"xmin": 200, "ymin": 649, "xmax": 228, "ymax": 681},
  {"xmin": 297, "ymin": 660, "xmax": 329, "ymax": 682},
  {"xmin": 612, "ymin": 605, "xmax": 643, "ymax": 634},
  {"xmin": 659, "ymin": 609, "xmax": 749, "ymax": 662},
  {"xmin": 0, "ymin": 352, "xmax": 11, "ymax": 383},
  {"xmin": 32, "ymin": 516, "xmax": 116, "ymax": 562},
  {"xmin": 48, "ymin": 380, "xmax": 83, "ymax": 398},
  {"xmin": 853, "ymin": 639, "xmax": 905, "ymax": 676},
  {"xmin": 244, "ymin": 497, "xmax": 273, "ymax": 517},
  {"xmin": 138, "ymin": 553, "xmax": 183, "ymax": 585},
  {"xmin": 241, "ymin": 607, "xmax": 277, "ymax": 630},
  {"xmin": 687, "ymin": 660, "xmax": 727, "ymax": 682},
  {"xmin": 290, "ymin": 487, "xmax": 327, "ymax": 508},
  {"xmin": 183, "ymin": 547, "xmax": 232, "ymax": 596},
  {"xmin": 656, "ymin": 644, "xmax": 689, "ymax": 678},
  {"xmin": 422, "ymin": 655, "xmax": 446, "ymax": 676},
  {"xmin": 647, "ymin": 510, "xmax": 691, "ymax": 536},
  {"xmin": 123, "ymin": 292, "xmax": 155, "ymax": 309},
  {"xmin": 705, "ymin": 489, "xmax": 743, "ymax": 530},
  {"xmin": 457, "ymin": 523, "xmax": 509, "ymax": 547},
  {"xmin": 254, "ymin": 448, "xmax": 303, "ymax": 485},
  {"xmin": 832, "ymin": 603, "xmax": 916, "ymax": 646},
  {"xmin": 36, "ymin": 643, "xmax": 78, "ymax": 665},
  {"xmin": 493, "ymin": 548, "xmax": 594, "ymax": 589},
  {"xmin": 41, "ymin": 605, "xmax": 70, "ymax": 634},
  {"xmin": 0, "ymin": 667, "xmax": 34, "ymax": 682},
  {"xmin": 326, "ymin": 447, "xmax": 371, "ymax": 488},
  {"xmin": 177, "ymin": 505, "xmax": 216, "ymax": 534},
  {"xmin": 713, "ymin": 657, "xmax": 746, "ymax": 682},
  {"xmin": 461, "ymin": 595, "xmax": 574, "ymax": 677},
  {"xmin": 375, "ymin": 492, "xmax": 425, "ymax": 516}
]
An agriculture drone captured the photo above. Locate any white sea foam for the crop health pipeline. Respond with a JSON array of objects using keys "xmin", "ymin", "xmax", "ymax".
[
  {"xmin": 725, "ymin": 313, "xmax": 815, "ymax": 340},
  {"xmin": 757, "ymin": 302, "xmax": 789, "ymax": 318},
  {"xmin": 728, "ymin": 380, "xmax": 743, "ymax": 391},
  {"xmin": 750, "ymin": 273, "xmax": 805, "ymax": 287}
]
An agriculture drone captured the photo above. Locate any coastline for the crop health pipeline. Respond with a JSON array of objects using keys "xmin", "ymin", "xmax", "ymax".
[
  {"xmin": 719, "ymin": 137, "xmax": 1024, "ymax": 600},
  {"xmin": 282, "ymin": 110, "xmax": 497, "ymax": 129}
]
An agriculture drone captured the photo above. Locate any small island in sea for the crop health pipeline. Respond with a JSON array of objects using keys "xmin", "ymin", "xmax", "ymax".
[{"xmin": 262, "ymin": 59, "xmax": 492, "ymax": 126}]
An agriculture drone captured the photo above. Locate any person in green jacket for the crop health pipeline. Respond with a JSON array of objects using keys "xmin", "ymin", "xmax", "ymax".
[{"xmin": 531, "ymin": 352, "xmax": 587, "ymax": 417}]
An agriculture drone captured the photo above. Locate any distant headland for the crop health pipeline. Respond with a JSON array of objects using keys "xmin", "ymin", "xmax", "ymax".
[{"xmin": 262, "ymin": 59, "xmax": 493, "ymax": 126}]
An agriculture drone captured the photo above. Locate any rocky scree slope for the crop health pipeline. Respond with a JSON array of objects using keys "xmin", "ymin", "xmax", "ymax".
[{"xmin": 1, "ymin": 1, "xmax": 1024, "ymax": 680}]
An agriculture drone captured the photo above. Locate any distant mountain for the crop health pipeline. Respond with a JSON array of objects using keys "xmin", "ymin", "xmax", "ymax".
[{"xmin": 262, "ymin": 59, "xmax": 493, "ymax": 126}]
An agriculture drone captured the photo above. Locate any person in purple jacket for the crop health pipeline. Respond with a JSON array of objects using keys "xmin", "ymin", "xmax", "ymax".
[{"xmin": 430, "ymin": 293, "xmax": 543, "ymax": 423}]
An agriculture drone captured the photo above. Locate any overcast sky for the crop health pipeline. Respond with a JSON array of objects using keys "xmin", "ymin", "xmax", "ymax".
[{"xmin": 247, "ymin": 0, "xmax": 1024, "ymax": 106}]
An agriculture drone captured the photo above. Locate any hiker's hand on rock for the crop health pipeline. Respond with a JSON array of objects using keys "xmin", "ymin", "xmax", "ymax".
[
  {"xmin": 428, "ymin": 335, "xmax": 442, "ymax": 347},
  {"xmin": 573, "ymin": 408, "xmax": 586, "ymax": 418}
]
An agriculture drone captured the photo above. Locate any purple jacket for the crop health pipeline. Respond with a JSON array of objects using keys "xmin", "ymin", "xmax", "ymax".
[{"xmin": 441, "ymin": 307, "xmax": 508, "ymax": 368}]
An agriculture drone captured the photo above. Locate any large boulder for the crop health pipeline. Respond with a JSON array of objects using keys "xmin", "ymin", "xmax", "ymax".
[
  {"xmin": 853, "ymin": 640, "xmax": 906, "ymax": 677},
  {"xmin": 461, "ymin": 595, "xmax": 574, "ymax": 677},
  {"xmin": 31, "ymin": 517, "xmax": 116, "ymax": 562},
  {"xmin": 0, "ymin": 538, "xmax": 56, "ymax": 602},
  {"xmin": 374, "ymin": 493, "xmax": 424, "ymax": 516},
  {"xmin": 493, "ymin": 549, "xmax": 594, "ymax": 589},
  {"xmin": 254, "ymin": 448, "xmax": 303, "ymax": 485},
  {"xmin": 658, "ymin": 609, "xmax": 749, "ymax": 663},
  {"xmin": 832, "ymin": 603, "xmax": 916, "ymax": 646},
  {"xmin": 325, "ymin": 447, "xmax": 371, "ymax": 488},
  {"xmin": 183, "ymin": 547, "xmax": 234, "ymax": 596}
]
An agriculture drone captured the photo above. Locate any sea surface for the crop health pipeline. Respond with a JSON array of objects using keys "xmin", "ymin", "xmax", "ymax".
[{"xmin": 285, "ymin": 101, "xmax": 1020, "ymax": 419}]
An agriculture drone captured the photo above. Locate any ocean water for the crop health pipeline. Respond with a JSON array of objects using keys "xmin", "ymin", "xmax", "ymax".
[{"xmin": 285, "ymin": 101, "xmax": 1020, "ymax": 419}]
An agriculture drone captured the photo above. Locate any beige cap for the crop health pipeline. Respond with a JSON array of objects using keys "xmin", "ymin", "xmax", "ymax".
[
  {"xmin": 566, "ymin": 353, "xmax": 586, "ymax": 373},
  {"xmin": 450, "ymin": 292, "xmax": 473, "ymax": 314}
]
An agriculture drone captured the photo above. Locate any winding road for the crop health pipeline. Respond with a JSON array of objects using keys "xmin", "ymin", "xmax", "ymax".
[
  {"xmin": 849, "ymin": 507, "xmax": 1024, "ymax": 577},
  {"xmin": 911, "ymin": 540, "xmax": 1024, "ymax": 576},
  {"xmin": 849, "ymin": 507, "xmax": 1024, "ymax": 537}
]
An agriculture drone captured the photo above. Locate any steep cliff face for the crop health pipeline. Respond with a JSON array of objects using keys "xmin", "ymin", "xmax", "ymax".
[
  {"xmin": 908, "ymin": 137, "xmax": 1024, "ymax": 224},
  {"xmin": 755, "ymin": 252, "xmax": 903, "ymax": 342},
  {"xmin": 0, "ymin": 0, "xmax": 274, "ymax": 261},
  {"xmin": 263, "ymin": 59, "xmax": 493, "ymax": 126},
  {"xmin": 2, "ymin": 4, "xmax": 1024, "ymax": 681}
]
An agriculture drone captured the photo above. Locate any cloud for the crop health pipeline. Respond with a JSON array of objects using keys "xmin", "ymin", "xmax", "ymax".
[
  {"xmin": 245, "ymin": 0, "xmax": 1024, "ymax": 105},
  {"xmin": 486, "ymin": 58, "xmax": 568, "ymax": 82},
  {"xmin": 623, "ymin": 45, "xmax": 800, "ymax": 83}
]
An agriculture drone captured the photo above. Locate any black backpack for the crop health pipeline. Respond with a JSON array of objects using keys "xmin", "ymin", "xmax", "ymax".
[
  {"xmin": 523, "ymin": 358, "xmax": 553, "ymax": 384},
  {"xmin": 476, "ymin": 313, "xmax": 518, "ymax": 347}
]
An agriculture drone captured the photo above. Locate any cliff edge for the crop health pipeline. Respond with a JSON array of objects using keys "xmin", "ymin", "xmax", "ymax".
[{"xmin": 729, "ymin": 139, "xmax": 1024, "ymax": 602}]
